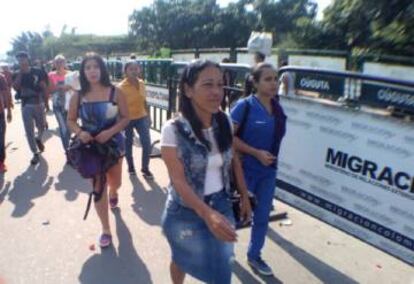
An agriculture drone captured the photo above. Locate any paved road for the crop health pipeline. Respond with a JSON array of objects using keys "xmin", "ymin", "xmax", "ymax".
[{"xmin": 0, "ymin": 104, "xmax": 412, "ymax": 284}]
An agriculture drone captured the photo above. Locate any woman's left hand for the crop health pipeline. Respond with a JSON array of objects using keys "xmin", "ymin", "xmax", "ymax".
[
  {"xmin": 239, "ymin": 194, "xmax": 252, "ymax": 224},
  {"xmin": 94, "ymin": 130, "xmax": 112, "ymax": 144}
]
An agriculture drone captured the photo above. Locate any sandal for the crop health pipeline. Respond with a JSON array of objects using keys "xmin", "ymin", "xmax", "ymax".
[
  {"xmin": 109, "ymin": 195, "xmax": 118, "ymax": 209},
  {"xmin": 99, "ymin": 233, "xmax": 112, "ymax": 248}
]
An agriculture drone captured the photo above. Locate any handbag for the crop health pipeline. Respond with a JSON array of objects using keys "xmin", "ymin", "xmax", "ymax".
[
  {"xmin": 67, "ymin": 137, "xmax": 121, "ymax": 178},
  {"xmin": 67, "ymin": 137, "xmax": 121, "ymax": 219},
  {"xmin": 229, "ymin": 166, "xmax": 257, "ymax": 226}
]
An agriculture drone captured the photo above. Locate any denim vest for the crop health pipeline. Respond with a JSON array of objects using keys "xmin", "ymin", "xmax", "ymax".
[{"xmin": 168, "ymin": 116, "xmax": 233, "ymax": 207}]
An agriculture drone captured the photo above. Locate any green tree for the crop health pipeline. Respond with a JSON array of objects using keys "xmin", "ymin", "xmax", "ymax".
[
  {"xmin": 9, "ymin": 32, "xmax": 45, "ymax": 60},
  {"xmin": 129, "ymin": 0, "xmax": 221, "ymax": 51},
  {"xmin": 254, "ymin": 0, "xmax": 317, "ymax": 44},
  {"xmin": 319, "ymin": 0, "xmax": 414, "ymax": 55},
  {"xmin": 211, "ymin": 0, "xmax": 257, "ymax": 48}
]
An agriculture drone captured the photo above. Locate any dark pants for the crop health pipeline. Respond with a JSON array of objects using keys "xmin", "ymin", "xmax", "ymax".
[
  {"xmin": 22, "ymin": 103, "xmax": 45, "ymax": 154},
  {"xmin": 0, "ymin": 112, "xmax": 5, "ymax": 163}
]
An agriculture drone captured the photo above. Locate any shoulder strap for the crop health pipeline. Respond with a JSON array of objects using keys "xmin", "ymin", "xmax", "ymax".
[
  {"xmin": 109, "ymin": 86, "xmax": 116, "ymax": 104},
  {"xmin": 235, "ymin": 98, "xmax": 250, "ymax": 138},
  {"xmin": 76, "ymin": 92, "xmax": 82, "ymax": 110}
]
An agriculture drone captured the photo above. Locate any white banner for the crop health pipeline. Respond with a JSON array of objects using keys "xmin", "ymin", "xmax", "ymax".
[
  {"xmin": 363, "ymin": 62, "xmax": 414, "ymax": 82},
  {"xmin": 237, "ymin": 53, "xmax": 279, "ymax": 68},
  {"xmin": 172, "ymin": 53, "xmax": 195, "ymax": 62},
  {"xmin": 288, "ymin": 55, "xmax": 346, "ymax": 71},
  {"xmin": 276, "ymin": 96, "xmax": 414, "ymax": 264},
  {"xmin": 145, "ymin": 85, "xmax": 170, "ymax": 110}
]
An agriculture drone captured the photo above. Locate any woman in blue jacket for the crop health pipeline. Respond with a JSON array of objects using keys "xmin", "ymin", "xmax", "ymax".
[{"xmin": 231, "ymin": 63, "xmax": 287, "ymax": 276}]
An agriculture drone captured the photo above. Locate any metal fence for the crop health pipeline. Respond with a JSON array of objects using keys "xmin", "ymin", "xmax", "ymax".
[{"xmin": 278, "ymin": 66, "xmax": 414, "ymax": 119}]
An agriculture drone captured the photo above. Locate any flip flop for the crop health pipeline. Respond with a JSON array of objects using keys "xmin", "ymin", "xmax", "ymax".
[
  {"xmin": 99, "ymin": 233, "xmax": 112, "ymax": 248},
  {"xmin": 109, "ymin": 196, "xmax": 118, "ymax": 209}
]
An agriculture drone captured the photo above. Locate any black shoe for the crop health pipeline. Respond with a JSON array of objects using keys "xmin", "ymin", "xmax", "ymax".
[
  {"xmin": 35, "ymin": 139, "xmax": 44, "ymax": 152},
  {"xmin": 66, "ymin": 157, "xmax": 74, "ymax": 168},
  {"xmin": 141, "ymin": 169, "xmax": 154, "ymax": 180},
  {"xmin": 30, "ymin": 154, "xmax": 40, "ymax": 165},
  {"xmin": 128, "ymin": 165, "xmax": 136, "ymax": 175}
]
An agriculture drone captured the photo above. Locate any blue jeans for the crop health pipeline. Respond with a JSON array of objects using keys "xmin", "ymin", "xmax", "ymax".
[
  {"xmin": 125, "ymin": 116, "xmax": 151, "ymax": 171},
  {"xmin": 53, "ymin": 107, "xmax": 70, "ymax": 152},
  {"xmin": 162, "ymin": 191, "xmax": 235, "ymax": 284},
  {"xmin": 244, "ymin": 168, "xmax": 276, "ymax": 260},
  {"xmin": 22, "ymin": 103, "xmax": 45, "ymax": 154}
]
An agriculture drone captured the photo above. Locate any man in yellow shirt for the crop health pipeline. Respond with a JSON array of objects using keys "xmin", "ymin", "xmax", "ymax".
[{"xmin": 118, "ymin": 61, "xmax": 153, "ymax": 179}]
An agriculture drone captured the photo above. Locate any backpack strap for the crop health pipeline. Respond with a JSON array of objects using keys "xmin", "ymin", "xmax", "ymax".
[
  {"xmin": 77, "ymin": 92, "xmax": 82, "ymax": 109},
  {"xmin": 83, "ymin": 174, "xmax": 106, "ymax": 220},
  {"xmin": 235, "ymin": 98, "xmax": 251, "ymax": 138},
  {"xmin": 109, "ymin": 86, "xmax": 116, "ymax": 104}
]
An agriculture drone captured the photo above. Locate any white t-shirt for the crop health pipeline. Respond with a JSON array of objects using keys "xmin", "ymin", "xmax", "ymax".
[
  {"xmin": 279, "ymin": 71, "xmax": 295, "ymax": 96},
  {"xmin": 64, "ymin": 71, "xmax": 80, "ymax": 111},
  {"xmin": 161, "ymin": 119, "xmax": 224, "ymax": 195}
]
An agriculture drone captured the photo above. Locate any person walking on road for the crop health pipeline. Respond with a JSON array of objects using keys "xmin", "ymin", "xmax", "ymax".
[
  {"xmin": 12, "ymin": 51, "xmax": 47, "ymax": 165},
  {"xmin": 67, "ymin": 52, "xmax": 129, "ymax": 248},
  {"xmin": 278, "ymin": 61, "xmax": 296, "ymax": 97},
  {"xmin": 0, "ymin": 73, "xmax": 12, "ymax": 172},
  {"xmin": 48, "ymin": 54, "xmax": 71, "ymax": 158},
  {"xmin": 117, "ymin": 61, "xmax": 153, "ymax": 179},
  {"xmin": 230, "ymin": 63, "xmax": 287, "ymax": 276},
  {"xmin": 160, "ymin": 60, "xmax": 251, "ymax": 284}
]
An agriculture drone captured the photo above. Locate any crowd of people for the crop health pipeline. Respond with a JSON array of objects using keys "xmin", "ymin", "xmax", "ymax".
[{"xmin": 0, "ymin": 51, "xmax": 287, "ymax": 283}]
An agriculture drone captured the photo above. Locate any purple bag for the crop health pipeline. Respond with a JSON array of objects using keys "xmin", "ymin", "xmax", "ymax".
[
  {"xmin": 68, "ymin": 139, "xmax": 102, "ymax": 178},
  {"xmin": 67, "ymin": 138, "xmax": 121, "ymax": 219}
]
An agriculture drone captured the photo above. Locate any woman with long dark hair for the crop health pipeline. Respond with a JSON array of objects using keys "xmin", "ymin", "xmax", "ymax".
[
  {"xmin": 231, "ymin": 63, "xmax": 287, "ymax": 276},
  {"xmin": 160, "ymin": 60, "xmax": 251, "ymax": 284},
  {"xmin": 67, "ymin": 52, "xmax": 129, "ymax": 248}
]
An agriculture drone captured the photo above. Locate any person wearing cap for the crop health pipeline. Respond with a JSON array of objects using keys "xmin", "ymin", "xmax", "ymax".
[
  {"xmin": 48, "ymin": 54, "xmax": 71, "ymax": 158},
  {"xmin": 12, "ymin": 51, "xmax": 47, "ymax": 165}
]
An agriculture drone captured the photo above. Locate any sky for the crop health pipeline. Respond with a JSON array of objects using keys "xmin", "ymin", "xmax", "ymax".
[{"xmin": 0, "ymin": 0, "xmax": 331, "ymax": 57}]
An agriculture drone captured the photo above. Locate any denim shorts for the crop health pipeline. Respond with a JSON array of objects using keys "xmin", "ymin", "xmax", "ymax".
[{"xmin": 161, "ymin": 190, "xmax": 235, "ymax": 284}]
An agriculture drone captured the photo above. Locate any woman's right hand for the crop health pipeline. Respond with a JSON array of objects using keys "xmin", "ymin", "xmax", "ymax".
[
  {"xmin": 203, "ymin": 208, "xmax": 237, "ymax": 242},
  {"xmin": 78, "ymin": 131, "xmax": 93, "ymax": 144},
  {"xmin": 254, "ymin": 149, "xmax": 276, "ymax": 166}
]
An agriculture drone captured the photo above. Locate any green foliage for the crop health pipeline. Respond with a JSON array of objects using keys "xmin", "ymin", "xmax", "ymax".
[
  {"xmin": 6, "ymin": 0, "xmax": 414, "ymax": 61},
  {"xmin": 8, "ymin": 30, "xmax": 136, "ymax": 61},
  {"xmin": 128, "ymin": 0, "xmax": 316, "ymax": 50},
  {"xmin": 318, "ymin": 0, "xmax": 414, "ymax": 55}
]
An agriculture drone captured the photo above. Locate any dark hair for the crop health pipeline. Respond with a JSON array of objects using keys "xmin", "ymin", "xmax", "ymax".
[
  {"xmin": 254, "ymin": 52, "xmax": 266, "ymax": 63},
  {"xmin": 244, "ymin": 63, "xmax": 275, "ymax": 96},
  {"xmin": 179, "ymin": 60, "xmax": 232, "ymax": 152},
  {"xmin": 123, "ymin": 60, "xmax": 139, "ymax": 74},
  {"xmin": 79, "ymin": 52, "xmax": 112, "ymax": 95},
  {"xmin": 15, "ymin": 51, "xmax": 29, "ymax": 59}
]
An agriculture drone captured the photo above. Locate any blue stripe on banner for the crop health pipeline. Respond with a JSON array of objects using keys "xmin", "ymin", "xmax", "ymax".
[{"xmin": 276, "ymin": 179, "xmax": 414, "ymax": 252}]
